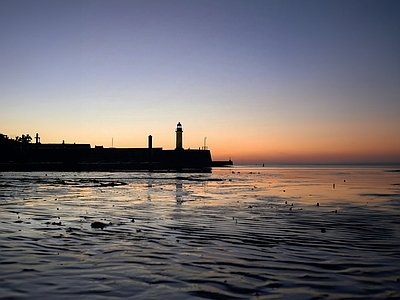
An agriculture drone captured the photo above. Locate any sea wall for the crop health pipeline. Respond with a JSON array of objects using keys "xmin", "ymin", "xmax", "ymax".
[{"xmin": 0, "ymin": 144, "xmax": 213, "ymax": 172}]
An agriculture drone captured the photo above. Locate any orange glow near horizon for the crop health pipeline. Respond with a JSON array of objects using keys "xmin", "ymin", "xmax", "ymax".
[
  {"xmin": 3, "ymin": 117, "xmax": 400, "ymax": 165},
  {"xmin": 208, "ymin": 123, "xmax": 400, "ymax": 164}
]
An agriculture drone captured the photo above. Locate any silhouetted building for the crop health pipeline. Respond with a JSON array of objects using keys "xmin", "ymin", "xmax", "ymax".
[{"xmin": 0, "ymin": 123, "xmax": 232, "ymax": 172}]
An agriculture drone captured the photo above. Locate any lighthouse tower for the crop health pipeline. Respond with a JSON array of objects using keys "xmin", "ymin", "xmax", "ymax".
[{"xmin": 175, "ymin": 122, "xmax": 183, "ymax": 150}]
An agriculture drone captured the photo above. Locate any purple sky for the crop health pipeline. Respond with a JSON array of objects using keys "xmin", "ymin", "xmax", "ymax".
[{"xmin": 1, "ymin": 0, "xmax": 399, "ymax": 164}]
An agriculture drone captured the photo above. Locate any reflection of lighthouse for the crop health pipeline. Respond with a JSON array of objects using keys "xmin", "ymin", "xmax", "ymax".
[
  {"xmin": 175, "ymin": 122, "xmax": 183, "ymax": 150},
  {"xmin": 176, "ymin": 178, "xmax": 183, "ymax": 204}
]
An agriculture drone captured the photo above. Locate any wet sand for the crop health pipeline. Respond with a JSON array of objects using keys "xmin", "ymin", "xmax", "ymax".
[{"xmin": 1, "ymin": 167, "xmax": 399, "ymax": 299}]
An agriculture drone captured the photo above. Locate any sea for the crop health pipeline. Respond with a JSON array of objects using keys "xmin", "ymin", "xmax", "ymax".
[{"xmin": 0, "ymin": 166, "xmax": 399, "ymax": 299}]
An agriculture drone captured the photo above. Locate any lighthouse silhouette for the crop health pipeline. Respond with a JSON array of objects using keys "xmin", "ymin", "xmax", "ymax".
[{"xmin": 175, "ymin": 122, "xmax": 183, "ymax": 150}]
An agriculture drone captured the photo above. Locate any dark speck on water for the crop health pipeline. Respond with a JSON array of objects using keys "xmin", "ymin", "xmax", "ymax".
[{"xmin": 0, "ymin": 167, "xmax": 399, "ymax": 299}]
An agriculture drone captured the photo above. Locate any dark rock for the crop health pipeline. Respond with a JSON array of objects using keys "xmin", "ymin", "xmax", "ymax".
[{"xmin": 91, "ymin": 221, "xmax": 109, "ymax": 230}]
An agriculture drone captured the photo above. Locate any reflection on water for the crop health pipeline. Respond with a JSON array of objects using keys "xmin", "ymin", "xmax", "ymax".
[
  {"xmin": 0, "ymin": 167, "xmax": 399, "ymax": 299},
  {"xmin": 176, "ymin": 178, "xmax": 182, "ymax": 204}
]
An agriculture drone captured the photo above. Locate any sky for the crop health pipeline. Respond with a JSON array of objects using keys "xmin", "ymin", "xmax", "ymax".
[{"xmin": 1, "ymin": 0, "xmax": 399, "ymax": 164}]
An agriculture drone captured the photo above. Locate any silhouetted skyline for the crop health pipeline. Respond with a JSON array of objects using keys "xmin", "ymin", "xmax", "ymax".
[{"xmin": 1, "ymin": 0, "xmax": 399, "ymax": 164}]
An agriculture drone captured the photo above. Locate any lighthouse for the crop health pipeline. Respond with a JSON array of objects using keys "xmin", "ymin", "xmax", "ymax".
[{"xmin": 175, "ymin": 122, "xmax": 183, "ymax": 150}]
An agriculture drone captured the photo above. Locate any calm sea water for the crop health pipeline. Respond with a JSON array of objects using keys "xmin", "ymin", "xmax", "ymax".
[{"xmin": 0, "ymin": 167, "xmax": 399, "ymax": 299}]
